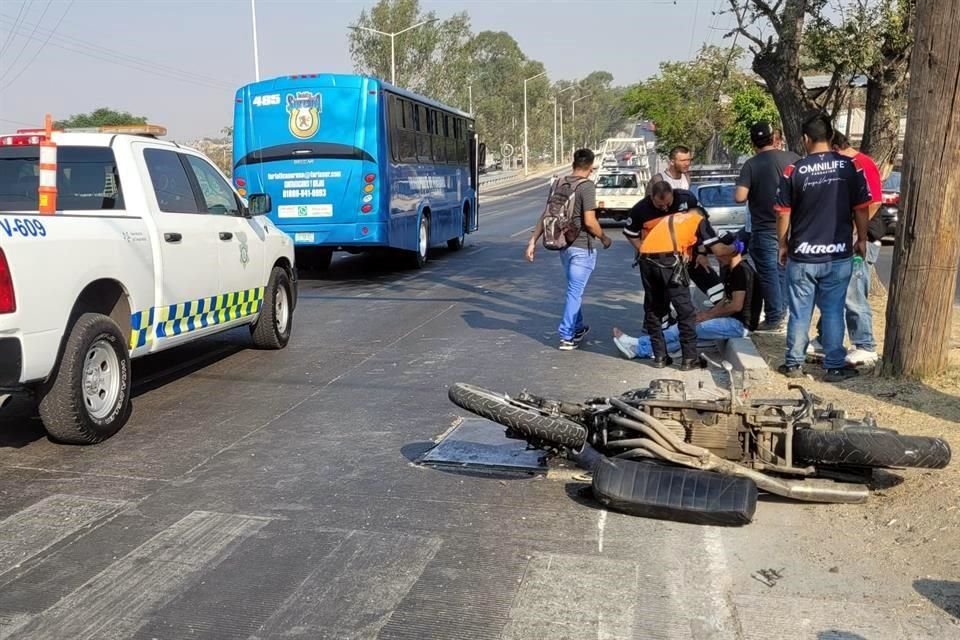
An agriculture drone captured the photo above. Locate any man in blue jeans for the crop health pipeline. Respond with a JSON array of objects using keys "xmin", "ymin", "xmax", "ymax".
[
  {"xmin": 774, "ymin": 113, "xmax": 872, "ymax": 382},
  {"xmin": 612, "ymin": 238, "xmax": 761, "ymax": 359},
  {"xmin": 735, "ymin": 121, "xmax": 800, "ymax": 331},
  {"xmin": 526, "ymin": 149, "xmax": 612, "ymax": 350}
]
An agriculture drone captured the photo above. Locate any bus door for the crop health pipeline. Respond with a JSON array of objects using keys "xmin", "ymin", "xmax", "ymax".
[{"xmin": 469, "ymin": 134, "xmax": 484, "ymax": 230}]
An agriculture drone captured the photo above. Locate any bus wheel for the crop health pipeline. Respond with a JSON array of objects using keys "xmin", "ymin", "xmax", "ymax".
[
  {"xmin": 448, "ymin": 206, "xmax": 468, "ymax": 251},
  {"xmin": 409, "ymin": 214, "xmax": 429, "ymax": 269}
]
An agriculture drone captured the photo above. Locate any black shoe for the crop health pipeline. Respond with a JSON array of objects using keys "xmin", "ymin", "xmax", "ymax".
[
  {"xmin": 651, "ymin": 356, "xmax": 674, "ymax": 369},
  {"xmin": 777, "ymin": 364, "xmax": 804, "ymax": 378},
  {"xmin": 757, "ymin": 319, "xmax": 786, "ymax": 333},
  {"xmin": 825, "ymin": 367, "xmax": 860, "ymax": 383},
  {"xmin": 573, "ymin": 325, "xmax": 590, "ymax": 343},
  {"xmin": 679, "ymin": 358, "xmax": 698, "ymax": 371}
]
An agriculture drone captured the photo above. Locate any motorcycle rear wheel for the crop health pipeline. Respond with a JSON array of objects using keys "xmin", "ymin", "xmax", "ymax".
[
  {"xmin": 448, "ymin": 383, "xmax": 588, "ymax": 450},
  {"xmin": 794, "ymin": 429, "xmax": 951, "ymax": 469}
]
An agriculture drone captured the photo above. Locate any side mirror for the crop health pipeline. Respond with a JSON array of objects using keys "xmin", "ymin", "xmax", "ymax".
[{"xmin": 248, "ymin": 193, "xmax": 272, "ymax": 216}]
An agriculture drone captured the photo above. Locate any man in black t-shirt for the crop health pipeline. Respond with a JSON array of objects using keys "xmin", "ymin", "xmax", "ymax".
[
  {"xmin": 774, "ymin": 113, "xmax": 872, "ymax": 383},
  {"xmin": 735, "ymin": 121, "xmax": 801, "ymax": 330},
  {"xmin": 612, "ymin": 237, "xmax": 759, "ymax": 359}
]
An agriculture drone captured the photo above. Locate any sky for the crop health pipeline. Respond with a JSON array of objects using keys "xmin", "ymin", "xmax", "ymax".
[{"xmin": 0, "ymin": 0, "xmax": 735, "ymax": 141}]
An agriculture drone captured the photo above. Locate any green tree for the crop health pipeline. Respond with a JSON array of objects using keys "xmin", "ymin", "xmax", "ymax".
[
  {"xmin": 55, "ymin": 108, "xmax": 147, "ymax": 129},
  {"xmin": 623, "ymin": 46, "xmax": 750, "ymax": 162},
  {"xmin": 348, "ymin": 0, "xmax": 472, "ymax": 104},
  {"xmin": 723, "ymin": 84, "xmax": 780, "ymax": 156}
]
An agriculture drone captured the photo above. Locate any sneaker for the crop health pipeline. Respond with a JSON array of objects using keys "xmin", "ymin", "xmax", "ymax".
[
  {"xmin": 807, "ymin": 338, "xmax": 824, "ymax": 355},
  {"xmin": 613, "ymin": 335, "xmax": 638, "ymax": 359},
  {"xmin": 558, "ymin": 339, "xmax": 579, "ymax": 351},
  {"xmin": 757, "ymin": 319, "xmax": 786, "ymax": 333},
  {"xmin": 573, "ymin": 325, "xmax": 591, "ymax": 343},
  {"xmin": 777, "ymin": 364, "xmax": 804, "ymax": 378},
  {"xmin": 846, "ymin": 348, "xmax": 879, "ymax": 366},
  {"xmin": 825, "ymin": 367, "xmax": 860, "ymax": 383}
]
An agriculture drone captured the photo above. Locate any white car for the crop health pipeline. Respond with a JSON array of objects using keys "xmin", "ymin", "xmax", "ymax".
[
  {"xmin": 594, "ymin": 170, "xmax": 645, "ymax": 222},
  {"xmin": 0, "ymin": 125, "xmax": 296, "ymax": 443}
]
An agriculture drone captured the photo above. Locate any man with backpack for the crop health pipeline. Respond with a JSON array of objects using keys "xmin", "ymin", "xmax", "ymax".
[{"xmin": 526, "ymin": 149, "xmax": 613, "ymax": 351}]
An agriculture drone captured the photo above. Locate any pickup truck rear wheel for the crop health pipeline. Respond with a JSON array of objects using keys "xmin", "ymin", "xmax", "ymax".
[
  {"xmin": 38, "ymin": 313, "xmax": 132, "ymax": 444},
  {"xmin": 251, "ymin": 266, "xmax": 293, "ymax": 349}
]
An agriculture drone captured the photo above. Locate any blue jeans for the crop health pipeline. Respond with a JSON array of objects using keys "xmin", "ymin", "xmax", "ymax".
[
  {"xmin": 635, "ymin": 317, "xmax": 749, "ymax": 358},
  {"xmin": 558, "ymin": 247, "xmax": 597, "ymax": 340},
  {"xmin": 786, "ymin": 258, "xmax": 853, "ymax": 369},
  {"xmin": 816, "ymin": 242, "xmax": 880, "ymax": 351},
  {"xmin": 749, "ymin": 231, "xmax": 787, "ymax": 325}
]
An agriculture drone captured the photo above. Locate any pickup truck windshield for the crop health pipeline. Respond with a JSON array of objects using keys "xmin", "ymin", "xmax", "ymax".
[
  {"xmin": 0, "ymin": 146, "xmax": 124, "ymax": 211},
  {"xmin": 596, "ymin": 174, "xmax": 639, "ymax": 189}
]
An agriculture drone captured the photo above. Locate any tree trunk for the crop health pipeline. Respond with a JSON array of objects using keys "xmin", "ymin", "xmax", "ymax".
[
  {"xmin": 752, "ymin": 51, "xmax": 817, "ymax": 156},
  {"xmin": 881, "ymin": 0, "xmax": 960, "ymax": 378}
]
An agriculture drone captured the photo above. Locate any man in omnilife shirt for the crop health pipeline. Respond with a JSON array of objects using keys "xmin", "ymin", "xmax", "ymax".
[{"xmin": 774, "ymin": 113, "xmax": 872, "ymax": 383}]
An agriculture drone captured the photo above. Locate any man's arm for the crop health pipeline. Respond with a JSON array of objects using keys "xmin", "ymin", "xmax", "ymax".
[
  {"xmin": 734, "ymin": 160, "xmax": 751, "ymax": 204},
  {"xmin": 525, "ymin": 217, "xmax": 544, "ymax": 262},
  {"xmin": 773, "ymin": 164, "xmax": 795, "ymax": 265},
  {"xmin": 697, "ymin": 290, "xmax": 745, "ymax": 322},
  {"xmin": 582, "ymin": 209, "xmax": 612, "ymax": 248},
  {"xmin": 854, "ymin": 204, "xmax": 870, "ymax": 257}
]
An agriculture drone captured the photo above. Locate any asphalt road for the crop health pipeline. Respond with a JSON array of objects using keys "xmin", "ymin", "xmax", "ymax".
[
  {"xmin": 0, "ymin": 176, "xmax": 954, "ymax": 639},
  {"xmin": 875, "ymin": 243, "xmax": 960, "ymax": 306}
]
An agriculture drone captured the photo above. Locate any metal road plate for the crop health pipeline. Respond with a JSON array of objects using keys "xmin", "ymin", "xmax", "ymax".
[{"xmin": 421, "ymin": 418, "xmax": 547, "ymax": 472}]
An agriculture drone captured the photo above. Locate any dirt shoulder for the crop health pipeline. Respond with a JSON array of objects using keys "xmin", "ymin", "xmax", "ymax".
[{"xmin": 748, "ymin": 292, "xmax": 960, "ymax": 580}]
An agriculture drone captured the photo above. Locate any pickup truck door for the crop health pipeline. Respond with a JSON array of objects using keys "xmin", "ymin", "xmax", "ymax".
[
  {"xmin": 180, "ymin": 154, "xmax": 266, "ymax": 309},
  {"xmin": 139, "ymin": 146, "xmax": 227, "ymax": 350}
]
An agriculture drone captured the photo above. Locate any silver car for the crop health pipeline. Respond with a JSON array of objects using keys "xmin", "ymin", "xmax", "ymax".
[{"xmin": 689, "ymin": 182, "xmax": 747, "ymax": 235}]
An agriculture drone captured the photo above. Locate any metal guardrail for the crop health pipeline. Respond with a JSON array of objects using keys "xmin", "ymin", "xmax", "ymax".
[{"xmin": 478, "ymin": 170, "xmax": 520, "ymax": 187}]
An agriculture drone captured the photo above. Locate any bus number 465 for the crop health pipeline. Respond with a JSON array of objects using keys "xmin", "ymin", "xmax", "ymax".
[{"xmin": 252, "ymin": 94, "xmax": 281, "ymax": 107}]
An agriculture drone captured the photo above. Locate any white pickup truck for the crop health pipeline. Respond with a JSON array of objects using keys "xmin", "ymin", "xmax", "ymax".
[
  {"xmin": 0, "ymin": 126, "xmax": 296, "ymax": 444},
  {"xmin": 594, "ymin": 169, "xmax": 646, "ymax": 222}
]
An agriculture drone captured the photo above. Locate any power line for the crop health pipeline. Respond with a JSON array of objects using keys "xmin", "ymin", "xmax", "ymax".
[
  {"xmin": 0, "ymin": 0, "xmax": 30, "ymax": 60},
  {"xmin": 0, "ymin": 0, "xmax": 51, "ymax": 84},
  {"xmin": 0, "ymin": 13, "xmax": 238, "ymax": 89},
  {"xmin": 688, "ymin": 0, "xmax": 702, "ymax": 58},
  {"xmin": 1, "ymin": 0, "xmax": 70, "ymax": 90}
]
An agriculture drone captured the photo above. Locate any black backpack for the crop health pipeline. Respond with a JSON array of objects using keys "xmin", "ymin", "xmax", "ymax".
[{"xmin": 539, "ymin": 176, "xmax": 588, "ymax": 250}]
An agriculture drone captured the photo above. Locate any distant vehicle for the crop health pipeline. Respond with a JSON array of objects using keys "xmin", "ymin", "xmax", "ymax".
[
  {"xmin": 880, "ymin": 170, "xmax": 901, "ymax": 237},
  {"xmin": 233, "ymin": 74, "xmax": 484, "ymax": 271},
  {"xmin": 0, "ymin": 125, "xmax": 296, "ymax": 444},
  {"xmin": 688, "ymin": 182, "xmax": 746, "ymax": 235},
  {"xmin": 594, "ymin": 170, "xmax": 644, "ymax": 223},
  {"xmin": 688, "ymin": 164, "xmax": 741, "ymax": 184}
]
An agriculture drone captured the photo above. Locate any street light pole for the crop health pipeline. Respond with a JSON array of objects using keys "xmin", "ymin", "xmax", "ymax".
[
  {"xmin": 554, "ymin": 85, "xmax": 575, "ymax": 166},
  {"xmin": 349, "ymin": 19, "xmax": 438, "ymax": 86},
  {"xmin": 250, "ymin": 0, "xmax": 261, "ymax": 81},
  {"xmin": 559, "ymin": 105, "xmax": 564, "ymax": 164},
  {"xmin": 571, "ymin": 94, "xmax": 591, "ymax": 149},
  {"xmin": 468, "ymin": 85, "xmax": 473, "ymax": 114},
  {"xmin": 523, "ymin": 71, "xmax": 547, "ymax": 177}
]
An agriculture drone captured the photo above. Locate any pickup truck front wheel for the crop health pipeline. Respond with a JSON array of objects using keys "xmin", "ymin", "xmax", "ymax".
[
  {"xmin": 38, "ymin": 313, "xmax": 132, "ymax": 444},
  {"xmin": 251, "ymin": 266, "xmax": 293, "ymax": 349}
]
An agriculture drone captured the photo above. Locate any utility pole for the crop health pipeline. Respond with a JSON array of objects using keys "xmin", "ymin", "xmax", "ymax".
[
  {"xmin": 554, "ymin": 85, "xmax": 575, "ymax": 166},
  {"xmin": 250, "ymin": 0, "xmax": 261, "ymax": 81},
  {"xmin": 349, "ymin": 19, "xmax": 438, "ymax": 86},
  {"xmin": 571, "ymin": 94, "xmax": 591, "ymax": 151},
  {"xmin": 523, "ymin": 71, "xmax": 546, "ymax": 177},
  {"xmin": 559, "ymin": 106, "xmax": 565, "ymax": 164},
  {"xmin": 883, "ymin": 0, "xmax": 960, "ymax": 378},
  {"xmin": 468, "ymin": 85, "xmax": 473, "ymax": 114}
]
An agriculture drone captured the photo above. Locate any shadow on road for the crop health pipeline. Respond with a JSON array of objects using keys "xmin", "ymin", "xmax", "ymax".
[
  {"xmin": 914, "ymin": 579, "xmax": 960, "ymax": 619},
  {"xmin": 817, "ymin": 632, "xmax": 868, "ymax": 640},
  {"xmin": 0, "ymin": 397, "xmax": 47, "ymax": 448}
]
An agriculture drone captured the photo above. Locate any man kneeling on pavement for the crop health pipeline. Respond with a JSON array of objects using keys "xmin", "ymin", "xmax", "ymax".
[{"xmin": 613, "ymin": 234, "xmax": 761, "ymax": 363}]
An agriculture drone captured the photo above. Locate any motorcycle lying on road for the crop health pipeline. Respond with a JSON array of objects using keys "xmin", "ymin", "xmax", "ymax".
[{"xmin": 448, "ymin": 359, "xmax": 952, "ymax": 526}]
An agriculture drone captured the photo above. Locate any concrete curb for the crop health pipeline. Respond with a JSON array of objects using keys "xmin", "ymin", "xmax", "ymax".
[{"xmin": 715, "ymin": 336, "xmax": 770, "ymax": 387}]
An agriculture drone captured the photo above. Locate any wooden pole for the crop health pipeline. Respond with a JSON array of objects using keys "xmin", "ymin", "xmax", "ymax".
[{"xmin": 882, "ymin": 0, "xmax": 960, "ymax": 378}]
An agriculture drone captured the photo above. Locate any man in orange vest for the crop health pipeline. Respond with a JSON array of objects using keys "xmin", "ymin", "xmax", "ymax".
[{"xmin": 627, "ymin": 206, "xmax": 733, "ymax": 369}]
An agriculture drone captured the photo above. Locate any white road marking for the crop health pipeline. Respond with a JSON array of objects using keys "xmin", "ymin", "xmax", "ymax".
[
  {"xmin": 9, "ymin": 510, "xmax": 270, "ymax": 640},
  {"xmin": 510, "ymin": 225, "xmax": 535, "ymax": 238},
  {"xmin": 0, "ymin": 495, "xmax": 128, "ymax": 577},
  {"xmin": 597, "ymin": 509, "xmax": 607, "ymax": 553},
  {"xmin": 700, "ymin": 526, "xmax": 740, "ymax": 635}
]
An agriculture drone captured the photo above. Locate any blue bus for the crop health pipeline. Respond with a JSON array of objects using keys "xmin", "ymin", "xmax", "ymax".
[{"xmin": 233, "ymin": 74, "xmax": 483, "ymax": 270}]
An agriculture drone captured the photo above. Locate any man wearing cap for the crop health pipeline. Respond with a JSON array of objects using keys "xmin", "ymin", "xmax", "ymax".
[
  {"xmin": 613, "ymin": 235, "xmax": 761, "ymax": 360},
  {"xmin": 735, "ymin": 121, "xmax": 800, "ymax": 331}
]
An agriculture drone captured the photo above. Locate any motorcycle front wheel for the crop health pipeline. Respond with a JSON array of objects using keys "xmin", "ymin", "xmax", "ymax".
[{"xmin": 448, "ymin": 383, "xmax": 588, "ymax": 450}]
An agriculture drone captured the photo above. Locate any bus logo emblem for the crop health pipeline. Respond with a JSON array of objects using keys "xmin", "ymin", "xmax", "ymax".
[{"xmin": 286, "ymin": 91, "xmax": 322, "ymax": 139}]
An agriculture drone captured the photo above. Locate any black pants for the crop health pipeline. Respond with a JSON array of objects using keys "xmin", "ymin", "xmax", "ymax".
[{"xmin": 640, "ymin": 257, "xmax": 697, "ymax": 361}]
